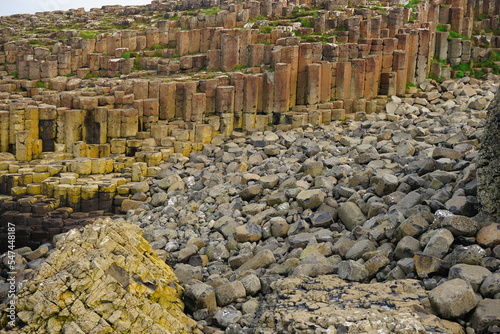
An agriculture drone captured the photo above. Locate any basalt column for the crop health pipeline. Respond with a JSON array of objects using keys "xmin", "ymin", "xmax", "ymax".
[
  {"xmin": 84, "ymin": 107, "xmax": 108, "ymax": 144},
  {"xmin": 216, "ymin": 86, "xmax": 235, "ymax": 136},
  {"xmin": 336, "ymin": 62, "xmax": 351, "ymax": 100},
  {"xmin": 275, "ymin": 63, "xmax": 291, "ymax": 113},
  {"xmin": 478, "ymin": 90, "xmax": 500, "ymax": 215},
  {"xmin": 393, "ymin": 50, "xmax": 408, "ymax": 96},
  {"xmin": 297, "ymin": 43, "xmax": 314, "ymax": 105},
  {"xmin": 221, "ymin": 33, "xmax": 240, "ymax": 72},
  {"xmin": 159, "ymin": 81, "xmax": 177, "ymax": 120}
]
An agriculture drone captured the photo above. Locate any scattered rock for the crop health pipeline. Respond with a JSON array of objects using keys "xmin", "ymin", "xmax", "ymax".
[{"xmin": 469, "ymin": 299, "xmax": 500, "ymax": 334}]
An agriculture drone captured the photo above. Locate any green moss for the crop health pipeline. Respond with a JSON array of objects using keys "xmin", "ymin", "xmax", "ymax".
[
  {"xmin": 436, "ymin": 24, "xmax": 448, "ymax": 32},
  {"xmin": 133, "ymin": 58, "xmax": 145, "ymax": 71},
  {"xmin": 404, "ymin": 0, "xmax": 421, "ymax": 9},
  {"xmin": 35, "ymin": 81, "xmax": 45, "ymax": 88},
  {"xmin": 428, "ymin": 74, "xmax": 443, "ymax": 83},
  {"xmin": 200, "ymin": 7, "xmax": 221, "ymax": 15},
  {"xmin": 232, "ymin": 64, "xmax": 249, "ymax": 71},
  {"xmin": 85, "ymin": 72, "xmax": 101, "ymax": 79},
  {"xmin": 80, "ymin": 31, "xmax": 98, "ymax": 39},
  {"xmin": 151, "ymin": 44, "xmax": 163, "ymax": 50},
  {"xmin": 452, "ymin": 62, "xmax": 472, "ymax": 73},
  {"xmin": 290, "ymin": 7, "xmax": 320, "ymax": 19},
  {"xmin": 122, "ymin": 51, "xmax": 138, "ymax": 59},
  {"xmin": 433, "ymin": 58, "xmax": 447, "ymax": 66},
  {"xmin": 474, "ymin": 13, "xmax": 489, "ymax": 21}
]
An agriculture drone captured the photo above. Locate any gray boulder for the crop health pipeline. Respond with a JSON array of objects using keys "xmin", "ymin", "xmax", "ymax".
[
  {"xmin": 428, "ymin": 278, "xmax": 478, "ymax": 319},
  {"xmin": 477, "ymin": 89, "xmax": 500, "ymax": 215}
]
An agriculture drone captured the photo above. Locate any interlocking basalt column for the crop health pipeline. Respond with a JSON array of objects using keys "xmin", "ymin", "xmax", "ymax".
[
  {"xmin": 380, "ymin": 72, "xmax": 396, "ymax": 96},
  {"xmin": 416, "ymin": 29, "xmax": 431, "ymax": 83},
  {"xmin": 0, "ymin": 111, "xmax": 9, "ymax": 152},
  {"xmin": 15, "ymin": 131, "xmax": 32, "ymax": 162},
  {"xmin": 38, "ymin": 104, "xmax": 57, "ymax": 152},
  {"xmin": 305, "ymin": 63, "xmax": 320, "ymax": 105},
  {"xmin": 406, "ymin": 30, "xmax": 419, "ymax": 85},
  {"xmin": 435, "ymin": 31, "xmax": 449, "ymax": 61},
  {"xmin": 231, "ymin": 72, "xmax": 245, "ymax": 123},
  {"xmin": 9, "ymin": 103, "xmax": 26, "ymax": 149},
  {"xmin": 121, "ymin": 109, "xmax": 139, "ymax": 137},
  {"xmin": 133, "ymin": 80, "xmax": 149, "ymax": 100},
  {"xmin": 199, "ymin": 79, "xmax": 218, "ymax": 115},
  {"xmin": 350, "ymin": 59, "xmax": 365, "ymax": 100},
  {"xmin": 216, "ymin": 86, "xmax": 235, "ymax": 136},
  {"xmin": 107, "ymin": 109, "xmax": 122, "ymax": 139},
  {"xmin": 450, "ymin": 7, "xmax": 464, "ymax": 36},
  {"xmin": 63, "ymin": 109, "xmax": 84, "ymax": 153},
  {"xmin": 364, "ymin": 55, "xmax": 381, "ymax": 98},
  {"xmin": 319, "ymin": 62, "xmax": 332, "ymax": 103},
  {"xmin": 159, "ymin": 81, "xmax": 177, "ymax": 120},
  {"xmin": 335, "ymin": 62, "xmax": 352, "ymax": 100},
  {"xmin": 281, "ymin": 45, "xmax": 299, "ymax": 109},
  {"xmin": 242, "ymin": 75, "xmax": 261, "ymax": 129},
  {"xmin": 393, "ymin": 50, "xmax": 408, "ymax": 96},
  {"xmin": 177, "ymin": 30, "xmax": 190, "ymax": 56},
  {"xmin": 248, "ymin": 44, "xmax": 265, "ymax": 67},
  {"xmin": 221, "ymin": 33, "xmax": 240, "ymax": 72}
]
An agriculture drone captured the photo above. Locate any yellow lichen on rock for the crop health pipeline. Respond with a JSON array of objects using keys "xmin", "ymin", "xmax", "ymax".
[{"xmin": 0, "ymin": 218, "xmax": 199, "ymax": 334}]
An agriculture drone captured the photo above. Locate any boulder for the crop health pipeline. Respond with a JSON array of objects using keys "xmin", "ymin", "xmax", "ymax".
[
  {"xmin": 479, "ymin": 273, "xmax": 500, "ymax": 298},
  {"xmin": 448, "ymin": 264, "xmax": 492, "ymax": 291},
  {"xmin": 338, "ymin": 202, "xmax": 367, "ymax": 231},
  {"xmin": 428, "ymin": 278, "xmax": 478, "ymax": 319},
  {"xmin": 338, "ymin": 260, "xmax": 369, "ymax": 282},
  {"xmin": 476, "ymin": 223, "xmax": 500, "ymax": 248},
  {"xmin": 296, "ymin": 189, "xmax": 325, "ymax": 210},
  {"xmin": 469, "ymin": 299, "xmax": 500, "ymax": 334},
  {"xmin": 438, "ymin": 215, "xmax": 478, "ymax": 237}
]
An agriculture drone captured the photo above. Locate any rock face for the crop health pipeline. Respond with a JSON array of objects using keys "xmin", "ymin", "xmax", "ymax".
[
  {"xmin": 478, "ymin": 90, "xmax": 500, "ymax": 215},
  {"xmin": 428, "ymin": 279, "xmax": 478, "ymax": 319},
  {"xmin": 254, "ymin": 275, "xmax": 464, "ymax": 334},
  {"xmin": 0, "ymin": 218, "xmax": 199, "ymax": 334}
]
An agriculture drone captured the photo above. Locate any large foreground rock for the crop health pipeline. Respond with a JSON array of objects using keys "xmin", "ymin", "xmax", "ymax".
[
  {"xmin": 254, "ymin": 275, "xmax": 464, "ymax": 333},
  {"xmin": 0, "ymin": 218, "xmax": 199, "ymax": 334},
  {"xmin": 428, "ymin": 279, "xmax": 478, "ymax": 319},
  {"xmin": 478, "ymin": 89, "xmax": 500, "ymax": 215}
]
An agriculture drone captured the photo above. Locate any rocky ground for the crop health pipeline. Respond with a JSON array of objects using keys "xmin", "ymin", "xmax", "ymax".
[{"xmin": 2, "ymin": 75, "xmax": 500, "ymax": 333}]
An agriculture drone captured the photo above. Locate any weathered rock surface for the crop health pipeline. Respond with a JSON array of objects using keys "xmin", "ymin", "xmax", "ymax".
[
  {"xmin": 428, "ymin": 279, "xmax": 478, "ymax": 319},
  {"xmin": 478, "ymin": 89, "xmax": 500, "ymax": 215},
  {"xmin": 254, "ymin": 275, "xmax": 464, "ymax": 333},
  {"xmin": 0, "ymin": 218, "xmax": 199, "ymax": 333}
]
